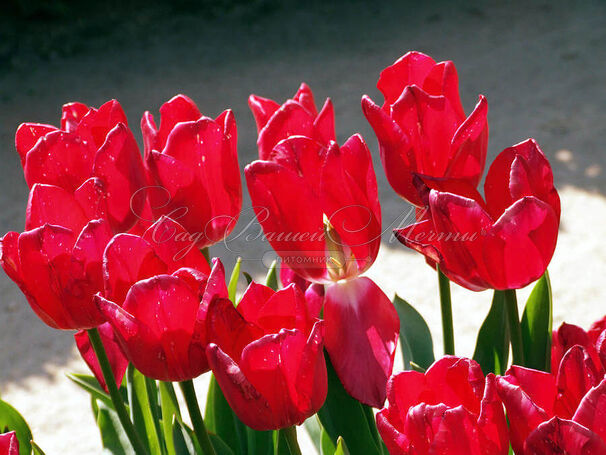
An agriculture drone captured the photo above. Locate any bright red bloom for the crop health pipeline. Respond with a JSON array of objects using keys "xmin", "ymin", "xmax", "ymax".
[
  {"xmin": 362, "ymin": 51, "xmax": 488, "ymax": 206},
  {"xmin": 396, "ymin": 139, "xmax": 560, "ymax": 291},
  {"xmin": 205, "ymin": 282, "xmax": 326, "ymax": 431},
  {"xmin": 376, "ymin": 357, "xmax": 509, "ymax": 455},
  {"xmin": 0, "ymin": 431, "xmax": 19, "ymax": 455},
  {"xmin": 75, "ymin": 322, "xmax": 129, "ymax": 393},
  {"xmin": 141, "ymin": 95, "xmax": 242, "ymax": 248},
  {"xmin": 246, "ymin": 134, "xmax": 381, "ymax": 283},
  {"xmin": 95, "ymin": 258, "xmax": 226, "ymax": 382},
  {"xmin": 497, "ymin": 352, "xmax": 606, "ymax": 454},
  {"xmin": 1, "ymin": 204, "xmax": 112, "ymax": 329},
  {"xmin": 249, "ymin": 83, "xmax": 335, "ymax": 160},
  {"xmin": 16, "ymin": 100, "xmax": 146, "ymax": 232},
  {"xmin": 552, "ymin": 320, "xmax": 606, "ymax": 377}
]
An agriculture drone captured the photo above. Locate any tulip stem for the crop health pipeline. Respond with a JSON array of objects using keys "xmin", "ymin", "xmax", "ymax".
[
  {"xmin": 87, "ymin": 328, "xmax": 149, "ymax": 455},
  {"xmin": 437, "ymin": 267, "xmax": 455, "ymax": 355},
  {"xmin": 503, "ymin": 289, "xmax": 526, "ymax": 366},
  {"xmin": 279, "ymin": 426, "xmax": 302, "ymax": 455},
  {"xmin": 179, "ymin": 380, "xmax": 216, "ymax": 455}
]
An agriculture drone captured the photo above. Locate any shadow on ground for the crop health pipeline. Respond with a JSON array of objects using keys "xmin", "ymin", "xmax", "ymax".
[{"xmin": 0, "ymin": 0, "xmax": 605, "ymax": 384}]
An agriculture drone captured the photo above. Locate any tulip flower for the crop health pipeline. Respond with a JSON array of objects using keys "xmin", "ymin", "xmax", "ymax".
[
  {"xmin": 0, "ymin": 431, "xmax": 19, "ymax": 455},
  {"xmin": 376, "ymin": 357, "xmax": 509, "ymax": 455},
  {"xmin": 1, "ymin": 183, "xmax": 113, "ymax": 329},
  {"xmin": 362, "ymin": 51, "xmax": 488, "ymax": 206},
  {"xmin": 552, "ymin": 320, "xmax": 606, "ymax": 377},
  {"xmin": 396, "ymin": 139, "xmax": 560, "ymax": 291},
  {"xmin": 249, "ymin": 83, "xmax": 336, "ymax": 160},
  {"xmin": 205, "ymin": 282, "xmax": 326, "ymax": 430},
  {"xmin": 15, "ymin": 100, "xmax": 147, "ymax": 232},
  {"xmin": 95, "ymin": 258, "xmax": 226, "ymax": 382},
  {"xmin": 75, "ymin": 322, "xmax": 129, "ymax": 393},
  {"xmin": 497, "ymin": 345, "xmax": 606, "ymax": 454},
  {"xmin": 141, "ymin": 95, "xmax": 242, "ymax": 248},
  {"xmin": 246, "ymin": 133, "xmax": 399, "ymax": 407}
]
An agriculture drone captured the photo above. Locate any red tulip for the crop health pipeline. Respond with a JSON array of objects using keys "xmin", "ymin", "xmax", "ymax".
[
  {"xmin": 75, "ymin": 322, "xmax": 129, "ymax": 393},
  {"xmin": 0, "ymin": 431, "xmax": 19, "ymax": 455},
  {"xmin": 95, "ymin": 258, "xmax": 226, "ymax": 382},
  {"xmin": 552, "ymin": 321, "xmax": 606, "ymax": 377},
  {"xmin": 376, "ymin": 357, "xmax": 509, "ymax": 455},
  {"xmin": 1, "ymin": 209, "xmax": 112, "ymax": 329},
  {"xmin": 396, "ymin": 139, "xmax": 560, "ymax": 291},
  {"xmin": 16, "ymin": 100, "xmax": 146, "ymax": 232},
  {"xmin": 362, "ymin": 52, "xmax": 488, "ymax": 206},
  {"xmin": 249, "ymin": 83, "xmax": 335, "ymax": 160},
  {"xmin": 205, "ymin": 282, "xmax": 326, "ymax": 430},
  {"xmin": 141, "ymin": 95, "xmax": 242, "ymax": 248},
  {"xmin": 246, "ymin": 134, "xmax": 381, "ymax": 283},
  {"xmin": 497, "ymin": 351, "xmax": 606, "ymax": 454}
]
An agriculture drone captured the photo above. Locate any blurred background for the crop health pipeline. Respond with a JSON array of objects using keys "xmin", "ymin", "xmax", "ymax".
[{"xmin": 1, "ymin": 0, "xmax": 605, "ymax": 452}]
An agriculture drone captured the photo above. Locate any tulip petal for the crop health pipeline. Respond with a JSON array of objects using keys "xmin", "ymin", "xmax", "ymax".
[
  {"xmin": 504, "ymin": 365, "xmax": 558, "ymax": 416},
  {"xmin": 377, "ymin": 51, "xmax": 437, "ymax": 107},
  {"xmin": 573, "ymin": 378, "xmax": 606, "ymax": 443},
  {"xmin": 525, "ymin": 417, "xmax": 606, "ymax": 454},
  {"xmin": 74, "ymin": 177, "xmax": 109, "ymax": 222},
  {"xmin": 248, "ymin": 95, "xmax": 280, "ymax": 133},
  {"xmin": 61, "ymin": 102, "xmax": 90, "ymax": 132},
  {"xmin": 313, "ymin": 98, "xmax": 336, "ymax": 145},
  {"xmin": 376, "ymin": 408, "xmax": 408, "ymax": 454},
  {"xmin": 156, "ymin": 94, "xmax": 201, "ymax": 151},
  {"xmin": 0, "ymin": 431, "xmax": 19, "ymax": 455},
  {"xmin": 293, "ymin": 82, "xmax": 318, "ymax": 115},
  {"xmin": 76, "ymin": 99, "xmax": 128, "ymax": 149},
  {"xmin": 555, "ymin": 346, "xmax": 600, "ymax": 418},
  {"xmin": 423, "ymin": 60, "xmax": 465, "ymax": 118},
  {"xmin": 25, "ymin": 183, "xmax": 88, "ymax": 233},
  {"xmin": 15, "ymin": 122, "xmax": 56, "ymax": 165},
  {"xmin": 324, "ymin": 277, "xmax": 399, "ymax": 407},
  {"xmin": 74, "ymin": 322, "xmax": 129, "ymax": 393}
]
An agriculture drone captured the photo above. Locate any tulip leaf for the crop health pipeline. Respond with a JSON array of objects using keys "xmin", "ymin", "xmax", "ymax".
[
  {"xmin": 209, "ymin": 434, "xmax": 236, "ymax": 455},
  {"xmin": 393, "ymin": 295, "xmax": 435, "ymax": 370},
  {"xmin": 0, "ymin": 398, "xmax": 33, "ymax": 455},
  {"xmin": 243, "ymin": 272, "xmax": 253, "ymax": 286},
  {"xmin": 317, "ymin": 353, "xmax": 382, "ymax": 455},
  {"xmin": 303, "ymin": 417, "xmax": 322, "ymax": 454},
  {"xmin": 95, "ymin": 400, "xmax": 135, "ymax": 455},
  {"xmin": 130, "ymin": 369, "xmax": 163, "ymax": 454},
  {"xmin": 31, "ymin": 441, "xmax": 47, "ymax": 455},
  {"xmin": 521, "ymin": 272, "xmax": 553, "ymax": 372},
  {"xmin": 159, "ymin": 382, "xmax": 179, "ymax": 455},
  {"xmin": 246, "ymin": 428, "xmax": 273, "ymax": 455},
  {"xmin": 172, "ymin": 417, "xmax": 197, "ymax": 455},
  {"xmin": 66, "ymin": 372, "xmax": 114, "ymax": 409},
  {"xmin": 228, "ymin": 257, "xmax": 242, "ymax": 302},
  {"xmin": 473, "ymin": 290, "xmax": 510, "ymax": 375},
  {"xmin": 320, "ymin": 428, "xmax": 336, "ymax": 455},
  {"xmin": 334, "ymin": 437, "xmax": 350, "ymax": 455},
  {"xmin": 265, "ymin": 260, "xmax": 278, "ymax": 290},
  {"xmin": 204, "ymin": 375, "xmax": 247, "ymax": 455}
]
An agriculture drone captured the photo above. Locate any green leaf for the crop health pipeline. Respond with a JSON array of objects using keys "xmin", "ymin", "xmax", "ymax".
[
  {"xmin": 473, "ymin": 290, "xmax": 510, "ymax": 375},
  {"xmin": 159, "ymin": 382, "xmax": 179, "ymax": 455},
  {"xmin": 228, "ymin": 257, "xmax": 242, "ymax": 302},
  {"xmin": 31, "ymin": 441, "xmax": 47, "ymax": 455},
  {"xmin": 265, "ymin": 260, "xmax": 278, "ymax": 290},
  {"xmin": 246, "ymin": 427, "xmax": 273, "ymax": 455},
  {"xmin": 334, "ymin": 437, "xmax": 350, "ymax": 455},
  {"xmin": 0, "ymin": 398, "xmax": 33, "ymax": 455},
  {"xmin": 303, "ymin": 417, "xmax": 322, "ymax": 454},
  {"xmin": 393, "ymin": 295, "xmax": 435, "ymax": 370},
  {"xmin": 132, "ymin": 369, "xmax": 163, "ymax": 454},
  {"xmin": 209, "ymin": 434, "xmax": 236, "ymax": 455},
  {"xmin": 317, "ymin": 353, "xmax": 382, "ymax": 455},
  {"xmin": 205, "ymin": 375, "xmax": 247, "ymax": 454},
  {"xmin": 172, "ymin": 417, "xmax": 197, "ymax": 455},
  {"xmin": 243, "ymin": 272, "xmax": 253, "ymax": 285},
  {"xmin": 95, "ymin": 400, "xmax": 135, "ymax": 455},
  {"xmin": 521, "ymin": 272, "xmax": 553, "ymax": 372},
  {"xmin": 320, "ymin": 429, "xmax": 336, "ymax": 455},
  {"xmin": 66, "ymin": 373, "xmax": 114, "ymax": 409}
]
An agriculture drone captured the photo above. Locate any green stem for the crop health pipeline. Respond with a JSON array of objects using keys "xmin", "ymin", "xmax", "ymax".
[
  {"xmin": 179, "ymin": 380, "xmax": 216, "ymax": 455},
  {"xmin": 503, "ymin": 289, "xmax": 525, "ymax": 366},
  {"xmin": 87, "ymin": 328, "xmax": 149, "ymax": 455},
  {"xmin": 437, "ymin": 267, "xmax": 455, "ymax": 355},
  {"xmin": 279, "ymin": 426, "xmax": 302, "ymax": 455}
]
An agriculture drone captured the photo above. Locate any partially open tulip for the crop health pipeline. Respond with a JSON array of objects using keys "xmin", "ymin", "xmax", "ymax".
[
  {"xmin": 75, "ymin": 322, "xmax": 129, "ymax": 393},
  {"xmin": 396, "ymin": 139, "xmax": 560, "ymax": 291},
  {"xmin": 552, "ymin": 319, "xmax": 606, "ymax": 377},
  {"xmin": 246, "ymin": 133, "xmax": 398, "ymax": 407},
  {"xmin": 16, "ymin": 100, "xmax": 146, "ymax": 232},
  {"xmin": 95, "ymin": 259, "xmax": 226, "ymax": 382},
  {"xmin": 497, "ymin": 350, "xmax": 606, "ymax": 454},
  {"xmin": 0, "ymin": 431, "xmax": 19, "ymax": 455},
  {"xmin": 206, "ymin": 282, "xmax": 326, "ymax": 430},
  {"xmin": 249, "ymin": 83, "xmax": 335, "ymax": 160},
  {"xmin": 141, "ymin": 95, "xmax": 241, "ymax": 248},
  {"xmin": 1, "ymin": 191, "xmax": 113, "ymax": 329},
  {"xmin": 362, "ymin": 51, "xmax": 488, "ymax": 206},
  {"xmin": 377, "ymin": 357, "xmax": 509, "ymax": 455}
]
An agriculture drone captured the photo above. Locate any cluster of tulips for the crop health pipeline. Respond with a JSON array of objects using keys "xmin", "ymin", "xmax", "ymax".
[{"xmin": 0, "ymin": 51, "xmax": 603, "ymax": 455}]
